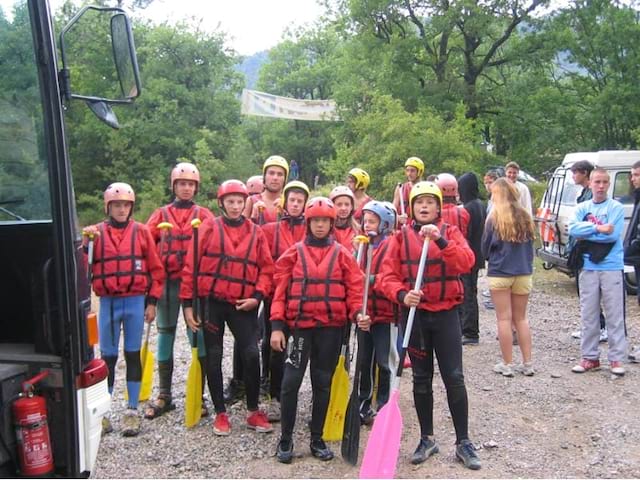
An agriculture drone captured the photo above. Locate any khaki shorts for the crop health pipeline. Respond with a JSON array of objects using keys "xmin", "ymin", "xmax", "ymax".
[{"xmin": 488, "ymin": 275, "xmax": 533, "ymax": 295}]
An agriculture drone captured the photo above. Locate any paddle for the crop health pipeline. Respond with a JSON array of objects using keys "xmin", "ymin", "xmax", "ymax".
[
  {"xmin": 185, "ymin": 218, "xmax": 203, "ymax": 428},
  {"xmin": 323, "ymin": 235, "xmax": 370, "ymax": 442},
  {"xmin": 341, "ymin": 233, "xmax": 375, "ymax": 465},
  {"xmin": 360, "ymin": 237, "xmax": 430, "ymax": 479},
  {"xmin": 139, "ymin": 322, "xmax": 154, "ymax": 401}
]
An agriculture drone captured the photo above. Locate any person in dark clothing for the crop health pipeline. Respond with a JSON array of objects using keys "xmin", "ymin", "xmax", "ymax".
[
  {"xmin": 624, "ymin": 161, "xmax": 640, "ymax": 362},
  {"xmin": 458, "ymin": 173, "xmax": 487, "ymax": 345}
]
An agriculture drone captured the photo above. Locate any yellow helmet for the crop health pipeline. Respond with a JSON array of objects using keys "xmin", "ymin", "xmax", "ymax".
[
  {"xmin": 348, "ymin": 167, "xmax": 370, "ymax": 190},
  {"xmin": 263, "ymin": 155, "xmax": 289, "ymax": 180},
  {"xmin": 405, "ymin": 156, "xmax": 424, "ymax": 177},
  {"xmin": 409, "ymin": 181, "xmax": 442, "ymax": 216},
  {"xmin": 282, "ymin": 180, "xmax": 310, "ymax": 210}
]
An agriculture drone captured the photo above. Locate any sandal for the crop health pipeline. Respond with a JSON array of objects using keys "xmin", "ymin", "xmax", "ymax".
[{"xmin": 144, "ymin": 395, "xmax": 175, "ymax": 420}]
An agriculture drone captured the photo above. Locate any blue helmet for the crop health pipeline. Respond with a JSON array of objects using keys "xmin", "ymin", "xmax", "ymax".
[{"xmin": 362, "ymin": 200, "xmax": 397, "ymax": 235}]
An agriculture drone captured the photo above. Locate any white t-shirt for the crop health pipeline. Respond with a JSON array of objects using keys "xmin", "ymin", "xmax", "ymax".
[{"xmin": 515, "ymin": 181, "xmax": 532, "ymax": 215}]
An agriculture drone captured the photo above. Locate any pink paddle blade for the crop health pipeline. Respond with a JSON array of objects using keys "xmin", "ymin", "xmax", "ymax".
[{"xmin": 359, "ymin": 389, "xmax": 403, "ymax": 479}]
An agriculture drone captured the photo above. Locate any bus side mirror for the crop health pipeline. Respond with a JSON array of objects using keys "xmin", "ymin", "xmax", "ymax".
[{"xmin": 59, "ymin": 6, "xmax": 142, "ymax": 128}]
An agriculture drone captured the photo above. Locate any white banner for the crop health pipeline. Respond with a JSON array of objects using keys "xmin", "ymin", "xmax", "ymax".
[{"xmin": 241, "ymin": 89, "xmax": 340, "ymax": 121}]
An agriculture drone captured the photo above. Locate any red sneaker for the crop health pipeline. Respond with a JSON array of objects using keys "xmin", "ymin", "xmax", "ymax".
[
  {"xmin": 610, "ymin": 361, "xmax": 625, "ymax": 376},
  {"xmin": 571, "ymin": 359, "xmax": 600, "ymax": 373},
  {"xmin": 247, "ymin": 410, "xmax": 273, "ymax": 433},
  {"xmin": 213, "ymin": 412, "xmax": 231, "ymax": 436}
]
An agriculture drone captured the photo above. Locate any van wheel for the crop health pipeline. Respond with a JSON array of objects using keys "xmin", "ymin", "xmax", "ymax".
[
  {"xmin": 624, "ymin": 272, "xmax": 637, "ymax": 296},
  {"xmin": 542, "ymin": 262, "xmax": 554, "ymax": 270}
]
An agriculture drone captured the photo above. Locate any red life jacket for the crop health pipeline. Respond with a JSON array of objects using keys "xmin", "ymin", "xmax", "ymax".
[
  {"xmin": 251, "ymin": 193, "xmax": 280, "ymax": 225},
  {"xmin": 367, "ymin": 241, "xmax": 397, "ymax": 324},
  {"xmin": 400, "ymin": 182, "xmax": 412, "ymax": 215},
  {"xmin": 196, "ymin": 217, "xmax": 261, "ymax": 302},
  {"xmin": 441, "ymin": 203, "xmax": 470, "ymax": 237},
  {"xmin": 263, "ymin": 219, "xmax": 306, "ymax": 260},
  {"xmin": 284, "ymin": 242, "xmax": 348, "ymax": 329},
  {"xmin": 160, "ymin": 205, "xmax": 202, "ymax": 276},
  {"xmin": 333, "ymin": 224, "xmax": 356, "ymax": 252},
  {"xmin": 92, "ymin": 222, "xmax": 151, "ymax": 297},
  {"xmin": 353, "ymin": 194, "xmax": 372, "ymax": 223},
  {"xmin": 400, "ymin": 224, "xmax": 464, "ymax": 305}
]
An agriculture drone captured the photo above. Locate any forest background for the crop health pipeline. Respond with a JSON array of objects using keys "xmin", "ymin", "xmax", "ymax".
[{"xmin": 3, "ymin": 0, "xmax": 640, "ymax": 224}]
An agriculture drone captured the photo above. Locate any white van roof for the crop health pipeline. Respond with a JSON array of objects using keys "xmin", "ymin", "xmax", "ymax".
[{"xmin": 562, "ymin": 150, "xmax": 640, "ymax": 169}]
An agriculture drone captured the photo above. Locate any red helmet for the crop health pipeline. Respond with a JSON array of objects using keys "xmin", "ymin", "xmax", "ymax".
[
  {"xmin": 104, "ymin": 182, "xmax": 135, "ymax": 214},
  {"xmin": 435, "ymin": 173, "xmax": 458, "ymax": 197},
  {"xmin": 171, "ymin": 162, "xmax": 200, "ymax": 190},
  {"xmin": 305, "ymin": 196, "xmax": 337, "ymax": 221},
  {"xmin": 217, "ymin": 180, "xmax": 248, "ymax": 201},
  {"xmin": 246, "ymin": 175, "xmax": 264, "ymax": 194}
]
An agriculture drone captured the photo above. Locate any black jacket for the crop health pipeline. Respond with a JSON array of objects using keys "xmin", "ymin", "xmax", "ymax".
[
  {"xmin": 459, "ymin": 172, "xmax": 486, "ymax": 271},
  {"xmin": 624, "ymin": 189, "xmax": 640, "ymax": 265}
]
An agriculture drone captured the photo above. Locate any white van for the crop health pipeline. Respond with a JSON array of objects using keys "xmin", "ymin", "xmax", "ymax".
[{"xmin": 536, "ymin": 150, "xmax": 639, "ymax": 292}]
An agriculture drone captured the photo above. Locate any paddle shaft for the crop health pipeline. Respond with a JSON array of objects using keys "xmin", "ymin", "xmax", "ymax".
[
  {"xmin": 398, "ymin": 183, "xmax": 405, "ymax": 217},
  {"xmin": 341, "ymin": 241, "xmax": 375, "ymax": 465},
  {"xmin": 86, "ymin": 235, "xmax": 94, "ymax": 286},
  {"xmin": 394, "ymin": 238, "xmax": 429, "ymax": 382}
]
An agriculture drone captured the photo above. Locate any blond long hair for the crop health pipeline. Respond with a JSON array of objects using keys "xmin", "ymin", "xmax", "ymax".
[{"xmin": 488, "ymin": 178, "xmax": 535, "ymax": 242}]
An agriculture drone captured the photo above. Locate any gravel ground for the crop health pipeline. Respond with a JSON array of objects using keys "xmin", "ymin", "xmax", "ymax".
[{"xmin": 92, "ymin": 266, "xmax": 640, "ymax": 478}]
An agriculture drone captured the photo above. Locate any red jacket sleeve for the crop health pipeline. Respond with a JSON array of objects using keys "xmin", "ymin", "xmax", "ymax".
[
  {"xmin": 440, "ymin": 224, "xmax": 475, "ymax": 275},
  {"xmin": 270, "ymin": 244, "xmax": 298, "ymax": 327},
  {"xmin": 139, "ymin": 223, "xmax": 165, "ymax": 300},
  {"xmin": 377, "ymin": 232, "xmax": 406, "ymax": 305},
  {"xmin": 145, "ymin": 207, "xmax": 165, "ymax": 244},
  {"xmin": 254, "ymin": 227, "xmax": 274, "ymax": 299},
  {"xmin": 178, "ymin": 219, "xmax": 212, "ymax": 304},
  {"xmin": 339, "ymin": 246, "xmax": 365, "ymax": 320}
]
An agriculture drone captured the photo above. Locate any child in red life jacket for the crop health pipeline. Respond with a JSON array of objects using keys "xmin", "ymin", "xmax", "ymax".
[
  {"xmin": 244, "ymin": 155, "xmax": 289, "ymax": 224},
  {"xmin": 347, "ymin": 167, "xmax": 373, "ymax": 223},
  {"xmin": 356, "ymin": 200, "xmax": 399, "ymax": 426},
  {"xmin": 329, "ymin": 185, "xmax": 360, "ymax": 252},
  {"xmin": 82, "ymin": 182, "xmax": 165, "ymax": 437},
  {"xmin": 269, "ymin": 196, "xmax": 370, "ymax": 464},
  {"xmin": 259, "ymin": 180, "xmax": 310, "ymax": 421},
  {"xmin": 144, "ymin": 162, "xmax": 214, "ymax": 420},
  {"xmin": 180, "ymin": 179, "xmax": 274, "ymax": 436},
  {"xmin": 435, "ymin": 173, "xmax": 470, "ymax": 236},
  {"xmin": 377, "ymin": 181, "xmax": 482, "ymax": 470}
]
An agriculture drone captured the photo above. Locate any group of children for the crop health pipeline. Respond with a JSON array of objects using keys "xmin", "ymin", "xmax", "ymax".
[{"xmin": 83, "ymin": 155, "xmax": 481, "ymax": 470}]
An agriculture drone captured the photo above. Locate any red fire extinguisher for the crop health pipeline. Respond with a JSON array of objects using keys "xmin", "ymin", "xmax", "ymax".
[{"xmin": 12, "ymin": 370, "xmax": 54, "ymax": 477}]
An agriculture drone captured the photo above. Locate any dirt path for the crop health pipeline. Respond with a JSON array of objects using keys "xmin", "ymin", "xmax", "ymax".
[{"xmin": 93, "ymin": 266, "xmax": 640, "ymax": 478}]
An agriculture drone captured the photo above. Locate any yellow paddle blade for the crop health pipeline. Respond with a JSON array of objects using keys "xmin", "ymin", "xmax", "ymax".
[
  {"xmin": 322, "ymin": 355, "xmax": 350, "ymax": 441},
  {"xmin": 184, "ymin": 347, "xmax": 203, "ymax": 428},
  {"xmin": 139, "ymin": 343, "xmax": 154, "ymax": 401}
]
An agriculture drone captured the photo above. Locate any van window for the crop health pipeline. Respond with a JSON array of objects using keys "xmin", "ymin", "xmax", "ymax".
[
  {"xmin": 613, "ymin": 171, "xmax": 633, "ymax": 204},
  {"xmin": 560, "ymin": 170, "xmax": 579, "ymax": 206}
]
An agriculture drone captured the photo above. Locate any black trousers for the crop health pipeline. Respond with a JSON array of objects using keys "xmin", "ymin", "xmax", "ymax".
[
  {"xmin": 407, "ymin": 308, "xmax": 469, "ymax": 444},
  {"xmin": 459, "ymin": 270, "xmax": 480, "ymax": 339},
  {"xmin": 201, "ymin": 298, "xmax": 260, "ymax": 413},
  {"xmin": 279, "ymin": 326, "xmax": 342, "ymax": 442}
]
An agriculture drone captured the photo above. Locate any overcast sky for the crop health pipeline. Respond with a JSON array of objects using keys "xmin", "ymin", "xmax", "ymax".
[
  {"xmin": 1, "ymin": 0, "xmax": 325, "ymax": 55},
  {"xmin": 142, "ymin": 0, "xmax": 326, "ymax": 55}
]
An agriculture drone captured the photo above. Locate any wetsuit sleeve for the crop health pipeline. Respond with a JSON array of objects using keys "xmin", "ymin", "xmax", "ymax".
[
  {"xmin": 254, "ymin": 228, "xmax": 274, "ymax": 299},
  {"xmin": 270, "ymin": 245, "xmax": 297, "ymax": 330},
  {"xmin": 139, "ymin": 224, "xmax": 165, "ymax": 300},
  {"xmin": 179, "ymin": 220, "xmax": 212, "ymax": 307},
  {"xmin": 340, "ymin": 247, "xmax": 365, "ymax": 321}
]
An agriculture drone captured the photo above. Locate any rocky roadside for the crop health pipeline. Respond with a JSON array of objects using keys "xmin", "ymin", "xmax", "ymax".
[{"xmin": 92, "ymin": 268, "xmax": 640, "ymax": 478}]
